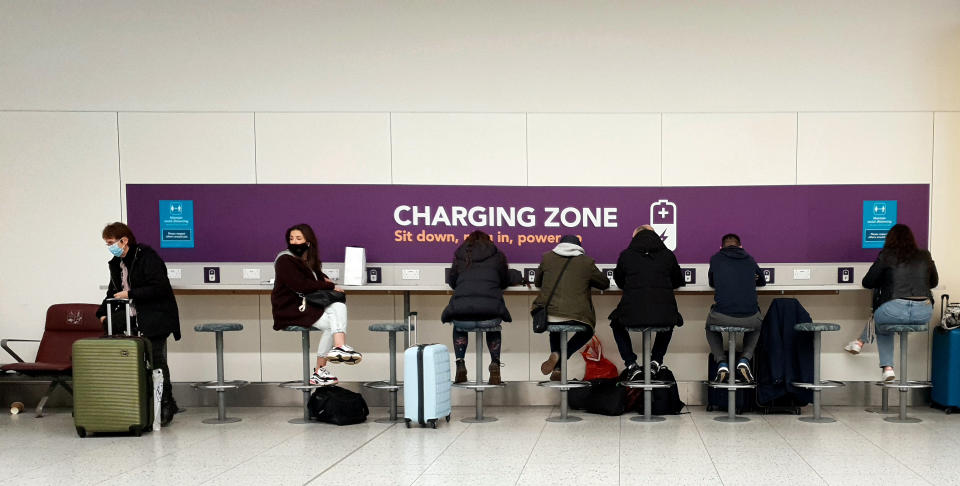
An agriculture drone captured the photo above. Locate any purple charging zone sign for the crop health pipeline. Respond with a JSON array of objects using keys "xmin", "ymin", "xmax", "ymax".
[{"xmin": 126, "ymin": 184, "xmax": 929, "ymax": 264}]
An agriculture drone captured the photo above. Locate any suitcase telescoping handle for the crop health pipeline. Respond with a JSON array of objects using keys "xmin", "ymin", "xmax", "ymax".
[
  {"xmin": 943, "ymin": 294, "xmax": 951, "ymax": 323},
  {"xmin": 409, "ymin": 311, "xmax": 418, "ymax": 346},
  {"xmin": 104, "ymin": 298, "xmax": 133, "ymax": 336}
]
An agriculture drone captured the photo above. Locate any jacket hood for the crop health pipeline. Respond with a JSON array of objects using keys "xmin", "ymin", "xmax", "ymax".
[
  {"xmin": 552, "ymin": 242, "xmax": 585, "ymax": 257},
  {"xmin": 455, "ymin": 241, "xmax": 498, "ymax": 262},
  {"xmin": 628, "ymin": 229, "xmax": 667, "ymax": 254},
  {"xmin": 718, "ymin": 246, "xmax": 750, "ymax": 259},
  {"xmin": 274, "ymin": 250, "xmax": 296, "ymax": 263}
]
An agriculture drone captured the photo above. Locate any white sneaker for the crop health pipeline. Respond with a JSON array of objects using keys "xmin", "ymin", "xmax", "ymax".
[
  {"xmin": 310, "ymin": 367, "xmax": 338, "ymax": 386},
  {"xmin": 882, "ymin": 368, "xmax": 896, "ymax": 382},
  {"xmin": 326, "ymin": 345, "xmax": 363, "ymax": 365},
  {"xmin": 844, "ymin": 340, "xmax": 863, "ymax": 355}
]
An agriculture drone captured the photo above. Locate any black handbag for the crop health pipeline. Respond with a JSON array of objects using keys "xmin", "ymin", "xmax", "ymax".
[
  {"xmin": 531, "ymin": 257, "xmax": 572, "ymax": 333},
  {"xmin": 304, "ymin": 290, "xmax": 347, "ymax": 309},
  {"xmin": 308, "ymin": 386, "xmax": 369, "ymax": 425}
]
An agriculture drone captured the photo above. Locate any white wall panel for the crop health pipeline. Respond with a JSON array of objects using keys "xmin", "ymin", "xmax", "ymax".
[
  {"xmin": 167, "ymin": 295, "xmax": 262, "ymax": 382},
  {"xmin": 932, "ymin": 112, "xmax": 960, "ymax": 295},
  {"xmin": 661, "ymin": 113, "xmax": 797, "ymax": 186},
  {"xmin": 0, "ymin": 112, "xmax": 120, "ymax": 344},
  {"xmin": 527, "ymin": 114, "xmax": 660, "ymax": 186},
  {"xmin": 391, "ymin": 113, "xmax": 526, "ymax": 186},
  {"xmin": 255, "ymin": 113, "xmax": 391, "ymax": 184},
  {"xmin": 119, "ymin": 112, "xmax": 255, "ymax": 184},
  {"xmin": 797, "ymin": 112, "xmax": 933, "ymax": 184}
]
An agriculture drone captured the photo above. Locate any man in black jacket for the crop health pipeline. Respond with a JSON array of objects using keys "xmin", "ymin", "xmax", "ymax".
[
  {"xmin": 706, "ymin": 233, "xmax": 766, "ymax": 384},
  {"xmin": 96, "ymin": 222, "xmax": 182, "ymax": 426},
  {"xmin": 609, "ymin": 226, "xmax": 685, "ymax": 382}
]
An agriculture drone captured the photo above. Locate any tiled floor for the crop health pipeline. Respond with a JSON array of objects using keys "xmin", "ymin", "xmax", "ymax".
[{"xmin": 3, "ymin": 405, "xmax": 960, "ymax": 485}]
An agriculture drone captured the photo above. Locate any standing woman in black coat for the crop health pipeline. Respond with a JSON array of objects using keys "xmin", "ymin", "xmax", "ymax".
[
  {"xmin": 96, "ymin": 222, "xmax": 182, "ymax": 426},
  {"xmin": 441, "ymin": 230, "xmax": 522, "ymax": 385}
]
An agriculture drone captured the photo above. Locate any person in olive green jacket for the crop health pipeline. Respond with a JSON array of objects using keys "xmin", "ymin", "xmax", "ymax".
[{"xmin": 532, "ymin": 235, "xmax": 610, "ymax": 380}]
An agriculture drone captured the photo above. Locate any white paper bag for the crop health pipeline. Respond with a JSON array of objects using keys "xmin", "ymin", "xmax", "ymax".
[{"xmin": 343, "ymin": 246, "xmax": 366, "ymax": 286}]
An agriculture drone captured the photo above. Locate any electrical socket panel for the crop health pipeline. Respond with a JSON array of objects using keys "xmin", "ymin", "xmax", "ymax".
[{"xmin": 242, "ymin": 268, "xmax": 261, "ymax": 280}]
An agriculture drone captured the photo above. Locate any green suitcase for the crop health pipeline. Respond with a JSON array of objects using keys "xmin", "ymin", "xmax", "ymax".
[{"xmin": 72, "ymin": 299, "xmax": 154, "ymax": 437}]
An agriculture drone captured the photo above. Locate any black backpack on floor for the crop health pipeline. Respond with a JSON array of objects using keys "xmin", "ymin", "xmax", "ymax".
[
  {"xmin": 308, "ymin": 386, "xmax": 369, "ymax": 425},
  {"xmin": 568, "ymin": 378, "xmax": 627, "ymax": 416},
  {"xmin": 625, "ymin": 366, "xmax": 685, "ymax": 415}
]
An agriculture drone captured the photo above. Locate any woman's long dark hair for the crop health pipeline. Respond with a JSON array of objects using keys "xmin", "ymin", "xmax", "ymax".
[
  {"xmin": 463, "ymin": 230, "xmax": 493, "ymax": 269},
  {"xmin": 285, "ymin": 224, "xmax": 323, "ymax": 274},
  {"xmin": 882, "ymin": 224, "xmax": 920, "ymax": 263}
]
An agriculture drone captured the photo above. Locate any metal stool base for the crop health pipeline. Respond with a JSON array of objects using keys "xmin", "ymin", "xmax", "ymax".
[
  {"xmin": 715, "ymin": 415, "xmax": 750, "ymax": 423},
  {"xmin": 864, "ymin": 407, "xmax": 897, "ymax": 414},
  {"xmin": 884, "ymin": 416, "xmax": 922, "ymax": 424},
  {"xmin": 462, "ymin": 416, "xmax": 497, "ymax": 423},
  {"xmin": 203, "ymin": 417, "xmax": 242, "ymax": 425},
  {"xmin": 631, "ymin": 415, "xmax": 666, "ymax": 423},
  {"xmin": 799, "ymin": 416, "xmax": 835, "ymax": 424},
  {"xmin": 546, "ymin": 415, "xmax": 582, "ymax": 423}
]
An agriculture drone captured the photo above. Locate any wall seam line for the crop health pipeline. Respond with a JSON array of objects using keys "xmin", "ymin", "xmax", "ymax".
[
  {"xmin": 389, "ymin": 113, "xmax": 394, "ymax": 184},
  {"xmin": 116, "ymin": 112, "xmax": 123, "ymax": 220},
  {"xmin": 253, "ymin": 113, "xmax": 259, "ymax": 184},
  {"xmin": 795, "ymin": 112, "xmax": 800, "ymax": 185}
]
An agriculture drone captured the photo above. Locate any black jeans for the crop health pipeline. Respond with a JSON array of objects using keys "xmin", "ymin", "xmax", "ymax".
[
  {"xmin": 146, "ymin": 334, "xmax": 175, "ymax": 407},
  {"xmin": 548, "ymin": 322, "xmax": 594, "ymax": 364},
  {"xmin": 610, "ymin": 321, "xmax": 673, "ymax": 366}
]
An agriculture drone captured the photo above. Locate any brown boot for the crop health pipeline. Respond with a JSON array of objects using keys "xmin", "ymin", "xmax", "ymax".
[
  {"xmin": 550, "ymin": 368, "xmax": 561, "ymax": 381},
  {"xmin": 488, "ymin": 361, "xmax": 502, "ymax": 385},
  {"xmin": 454, "ymin": 359, "xmax": 467, "ymax": 383},
  {"xmin": 540, "ymin": 352, "xmax": 560, "ymax": 376}
]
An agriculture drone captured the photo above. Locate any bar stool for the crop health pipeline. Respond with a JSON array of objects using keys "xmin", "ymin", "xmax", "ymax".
[
  {"xmin": 621, "ymin": 326, "xmax": 674, "ymax": 423},
  {"xmin": 877, "ymin": 323, "xmax": 931, "ymax": 423},
  {"xmin": 538, "ymin": 323, "xmax": 591, "ymax": 423},
  {"xmin": 706, "ymin": 325, "xmax": 756, "ymax": 423},
  {"xmin": 363, "ymin": 320, "xmax": 414, "ymax": 424},
  {"xmin": 278, "ymin": 326, "xmax": 329, "ymax": 424},
  {"xmin": 792, "ymin": 322, "xmax": 845, "ymax": 423},
  {"xmin": 192, "ymin": 323, "xmax": 249, "ymax": 424},
  {"xmin": 452, "ymin": 320, "xmax": 504, "ymax": 423}
]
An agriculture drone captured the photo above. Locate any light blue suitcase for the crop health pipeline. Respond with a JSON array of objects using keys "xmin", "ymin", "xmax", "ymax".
[{"xmin": 404, "ymin": 343, "xmax": 452, "ymax": 428}]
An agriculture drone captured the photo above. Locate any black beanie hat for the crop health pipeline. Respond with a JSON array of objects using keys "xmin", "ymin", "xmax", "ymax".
[{"xmin": 560, "ymin": 234, "xmax": 582, "ymax": 247}]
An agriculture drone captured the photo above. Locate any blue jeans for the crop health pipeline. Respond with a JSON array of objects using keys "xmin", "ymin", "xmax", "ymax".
[{"xmin": 873, "ymin": 299, "xmax": 933, "ymax": 368}]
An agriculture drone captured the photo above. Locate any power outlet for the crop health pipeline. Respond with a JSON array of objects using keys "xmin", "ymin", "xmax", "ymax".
[
  {"xmin": 760, "ymin": 268, "xmax": 775, "ymax": 284},
  {"xmin": 793, "ymin": 268, "xmax": 811, "ymax": 280},
  {"xmin": 401, "ymin": 268, "xmax": 421, "ymax": 280},
  {"xmin": 681, "ymin": 268, "xmax": 696, "ymax": 284},
  {"xmin": 366, "ymin": 267, "xmax": 382, "ymax": 284},
  {"xmin": 242, "ymin": 268, "xmax": 261, "ymax": 280},
  {"xmin": 603, "ymin": 268, "xmax": 616, "ymax": 287},
  {"xmin": 325, "ymin": 268, "xmax": 340, "ymax": 281},
  {"xmin": 838, "ymin": 267, "xmax": 854, "ymax": 284},
  {"xmin": 203, "ymin": 266, "xmax": 220, "ymax": 284},
  {"xmin": 524, "ymin": 268, "xmax": 538, "ymax": 285},
  {"xmin": 167, "ymin": 268, "xmax": 182, "ymax": 280}
]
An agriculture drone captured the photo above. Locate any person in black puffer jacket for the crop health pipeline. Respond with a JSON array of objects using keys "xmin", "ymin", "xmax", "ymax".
[
  {"xmin": 861, "ymin": 224, "xmax": 938, "ymax": 382},
  {"xmin": 441, "ymin": 230, "xmax": 522, "ymax": 385},
  {"xmin": 95, "ymin": 222, "xmax": 181, "ymax": 426},
  {"xmin": 609, "ymin": 226, "xmax": 685, "ymax": 382}
]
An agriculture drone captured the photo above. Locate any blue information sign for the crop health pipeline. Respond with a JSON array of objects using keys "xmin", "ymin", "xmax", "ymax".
[
  {"xmin": 862, "ymin": 200, "xmax": 897, "ymax": 249},
  {"xmin": 159, "ymin": 200, "xmax": 194, "ymax": 248}
]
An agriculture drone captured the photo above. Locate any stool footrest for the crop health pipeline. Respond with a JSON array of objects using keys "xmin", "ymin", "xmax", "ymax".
[
  {"xmin": 879, "ymin": 380, "xmax": 932, "ymax": 390},
  {"xmin": 537, "ymin": 380, "xmax": 591, "ymax": 390},
  {"xmin": 192, "ymin": 380, "xmax": 249, "ymax": 390},
  {"xmin": 362, "ymin": 381, "xmax": 402, "ymax": 391},
  {"xmin": 279, "ymin": 380, "xmax": 333, "ymax": 390},
  {"xmin": 791, "ymin": 380, "xmax": 846, "ymax": 390},
  {"xmin": 620, "ymin": 380, "xmax": 673, "ymax": 390},
  {"xmin": 706, "ymin": 382, "xmax": 757, "ymax": 390},
  {"xmin": 453, "ymin": 383, "xmax": 505, "ymax": 390}
]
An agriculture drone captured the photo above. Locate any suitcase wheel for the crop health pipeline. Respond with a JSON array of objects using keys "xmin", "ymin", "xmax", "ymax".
[
  {"xmin": 429, "ymin": 419, "xmax": 437, "ymax": 429},
  {"xmin": 445, "ymin": 415, "xmax": 450, "ymax": 423},
  {"xmin": 947, "ymin": 408, "xmax": 954, "ymax": 415},
  {"xmin": 76, "ymin": 427, "xmax": 86, "ymax": 438},
  {"xmin": 405, "ymin": 419, "xmax": 411, "ymax": 429},
  {"xmin": 130, "ymin": 425, "xmax": 143, "ymax": 437}
]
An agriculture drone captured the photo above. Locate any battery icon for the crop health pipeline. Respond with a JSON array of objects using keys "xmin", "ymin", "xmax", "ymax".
[{"xmin": 650, "ymin": 199, "xmax": 678, "ymax": 251}]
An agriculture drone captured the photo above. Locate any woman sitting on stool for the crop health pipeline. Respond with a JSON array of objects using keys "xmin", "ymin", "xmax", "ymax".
[
  {"xmin": 441, "ymin": 230, "xmax": 523, "ymax": 385},
  {"xmin": 533, "ymin": 235, "xmax": 610, "ymax": 380},
  {"xmin": 861, "ymin": 224, "xmax": 938, "ymax": 382},
  {"xmin": 271, "ymin": 223, "xmax": 362, "ymax": 386}
]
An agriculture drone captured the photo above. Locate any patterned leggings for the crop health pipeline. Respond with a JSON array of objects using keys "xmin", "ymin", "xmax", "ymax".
[{"xmin": 452, "ymin": 329, "xmax": 501, "ymax": 364}]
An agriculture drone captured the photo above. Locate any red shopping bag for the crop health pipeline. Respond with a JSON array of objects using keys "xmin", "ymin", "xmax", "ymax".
[{"xmin": 581, "ymin": 336, "xmax": 619, "ymax": 380}]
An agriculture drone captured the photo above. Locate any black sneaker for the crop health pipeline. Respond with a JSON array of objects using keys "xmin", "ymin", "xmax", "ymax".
[
  {"xmin": 713, "ymin": 363, "xmax": 730, "ymax": 384},
  {"xmin": 625, "ymin": 363, "xmax": 642, "ymax": 382},
  {"xmin": 737, "ymin": 360, "xmax": 755, "ymax": 383},
  {"xmin": 649, "ymin": 360, "xmax": 661, "ymax": 376}
]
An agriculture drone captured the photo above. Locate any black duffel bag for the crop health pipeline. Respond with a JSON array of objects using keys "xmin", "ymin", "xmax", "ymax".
[
  {"xmin": 625, "ymin": 366, "xmax": 686, "ymax": 415},
  {"xmin": 308, "ymin": 386, "xmax": 369, "ymax": 425},
  {"xmin": 304, "ymin": 290, "xmax": 347, "ymax": 309},
  {"xmin": 568, "ymin": 378, "xmax": 627, "ymax": 416}
]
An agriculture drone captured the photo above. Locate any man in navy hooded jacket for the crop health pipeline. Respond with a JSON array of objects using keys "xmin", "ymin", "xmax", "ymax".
[{"xmin": 706, "ymin": 233, "xmax": 766, "ymax": 383}]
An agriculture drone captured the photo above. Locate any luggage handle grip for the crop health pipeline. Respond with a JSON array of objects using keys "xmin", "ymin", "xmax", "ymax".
[
  {"xmin": 105, "ymin": 298, "xmax": 134, "ymax": 336},
  {"xmin": 943, "ymin": 294, "xmax": 951, "ymax": 325}
]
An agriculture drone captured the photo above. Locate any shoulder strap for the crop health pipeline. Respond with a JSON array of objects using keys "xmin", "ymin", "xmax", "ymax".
[{"xmin": 544, "ymin": 257, "xmax": 573, "ymax": 309}]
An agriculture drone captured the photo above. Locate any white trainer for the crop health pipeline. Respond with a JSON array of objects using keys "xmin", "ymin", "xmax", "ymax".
[
  {"xmin": 326, "ymin": 345, "xmax": 363, "ymax": 365},
  {"xmin": 310, "ymin": 367, "xmax": 338, "ymax": 386},
  {"xmin": 844, "ymin": 340, "xmax": 863, "ymax": 355},
  {"xmin": 882, "ymin": 368, "xmax": 896, "ymax": 382}
]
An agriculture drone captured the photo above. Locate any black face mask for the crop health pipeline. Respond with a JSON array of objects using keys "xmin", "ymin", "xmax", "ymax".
[{"xmin": 288, "ymin": 243, "xmax": 309, "ymax": 257}]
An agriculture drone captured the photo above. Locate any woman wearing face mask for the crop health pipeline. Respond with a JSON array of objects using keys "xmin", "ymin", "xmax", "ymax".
[
  {"xmin": 271, "ymin": 223, "xmax": 362, "ymax": 386},
  {"xmin": 95, "ymin": 222, "xmax": 182, "ymax": 426}
]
